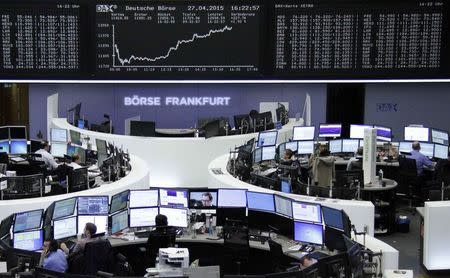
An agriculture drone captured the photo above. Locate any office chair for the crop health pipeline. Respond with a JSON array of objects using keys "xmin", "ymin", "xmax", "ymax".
[
  {"xmin": 83, "ymin": 239, "xmax": 114, "ymax": 275},
  {"xmin": 268, "ymin": 239, "xmax": 287, "ymax": 272},
  {"xmin": 0, "ymin": 153, "xmax": 8, "ymax": 165},
  {"xmin": 0, "ymin": 163, "xmax": 6, "ymax": 175},
  {"xmin": 223, "ymin": 220, "xmax": 249, "ymax": 275},
  {"xmin": 397, "ymin": 156, "xmax": 421, "ymax": 212},
  {"xmin": 146, "ymin": 226, "xmax": 177, "ymax": 267}
]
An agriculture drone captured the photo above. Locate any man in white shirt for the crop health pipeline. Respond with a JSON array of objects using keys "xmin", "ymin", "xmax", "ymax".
[
  {"xmin": 35, "ymin": 141, "xmax": 59, "ymax": 171},
  {"xmin": 68, "ymin": 154, "xmax": 82, "ymax": 170}
]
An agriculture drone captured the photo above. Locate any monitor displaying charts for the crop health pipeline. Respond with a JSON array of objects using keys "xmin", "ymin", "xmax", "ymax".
[
  {"xmin": 158, "ymin": 207, "xmax": 188, "ymax": 228},
  {"xmin": 319, "ymin": 124, "xmax": 342, "ymax": 138},
  {"xmin": 294, "ymin": 221, "xmax": 323, "ymax": 245},
  {"xmin": 53, "ymin": 216, "xmax": 77, "ymax": 240},
  {"xmin": 50, "ymin": 142, "xmax": 67, "ymax": 157},
  {"xmin": 159, "ymin": 188, "xmax": 188, "ymax": 208},
  {"xmin": 257, "ymin": 131, "xmax": 278, "ymax": 147},
  {"xmin": 77, "ymin": 196, "xmax": 109, "ymax": 215},
  {"xmin": 129, "ymin": 189, "xmax": 158, "ymax": 208},
  {"xmin": 111, "ymin": 210, "xmax": 129, "ymax": 234},
  {"xmin": 77, "ymin": 215, "xmax": 108, "ymax": 235},
  {"xmin": 13, "ymin": 230, "xmax": 44, "ymax": 251},
  {"xmin": 434, "ymin": 144, "xmax": 448, "ymax": 159},
  {"xmin": 14, "ymin": 210, "xmax": 43, "ymax": 233},
  {"xmin": 110, "ymin": 190, "xmax": 129, "ymax": 214},
  {"xmin": 375, "ymin": 126, "xmax": 392, "ymax": 142},
  {"xmin": 246, "ymin": 191, "xmax": 275, "ymax": 212},
  {"xmin": 297, "ymin": 141, "xmax": 314, "ymax": 155},
  {"xmin": 329, "ymin": 139, "xmax": 342, "ymax": 154},
  {"xmin": 218, "ymin": 189, "xmax": 247, "ymax": 207},
  {"xmin": 292, "ymin": 202, "xmax": 322, "ymax": 223},
  {"xmin": 274, "ymin": 195, "xmax": 293, "ymax": 218},
  {"xmin": 53, "ymin": 198, "xmax": 77, "ymax": 220},
  {"xmin": 261, "ymin": 146, "xmax": 276, "ymax": 161},
  {"xmin": 342, "ymin": 139, "xmax": 360, "ymax": 153},
  {"xmin": 350, "ymin": 125, "xmax": 372, "ymax": 139},
  {"xmin": 399, "ymin": 142, "xmax": 412, "ymax": 154},
  {"xmin": 404, "ymin": 126, "xmax": 429, "ymax": 142},
  {"xmin": 51, "ymin": 128, "xmax": 68, "ymax": 142},
  {"xmin": 420, "ymin": 143, "xmax": 434, "ymax": 157},
  {"xmin": 293, "ymin": 126, "xmax": 315, "ymax": 141},
  {"xmin": 284, "ymin": 141, "xmax": 298, "ymax": 152},
  {"xmin": 431, "ymin": 129, "xmax": 449, "ymax": 145},
  {"xmin": 129, "ymin": 207, "xmax": 158, "ymax": 228}
]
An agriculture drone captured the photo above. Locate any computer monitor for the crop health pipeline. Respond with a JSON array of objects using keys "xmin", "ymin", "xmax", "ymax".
[
  {"xmin": 9, "ymin": 127, "xmax": 27, "ymax": 140},
  {"xmin": 375, "ymin": 125, "xmax": 392, "ymax": 142},
  {"xmin": 189, "ymin": 190, "xmax": 218, "ymax": 208},
  {"xmin": 50, "ymin": 142, "xmax": 67, "ymax": 157},
  {"xmin": 246, "ymin": 191, "xmax": 275, "ymax": 212},
  {"xmin": 261, "ymin": 146, "xmax": 276, "ymax": 161},
  {"xmin": 420, "ymin": 142, "xmax": 434, "ymax": 157},
  {"xmin": 0, "ymin": 127, "xmax": 9, "ymax": 141},
  {"xmin": 279, "ymin": 141, "xmax": 299, "ymax": 158},
  {"xmin": 10, "ymin": 140, "xmax": 27, "ymax": 155},
  {"xmin": 14, "ymin": 209, "xmax": 43, "ymax": 233},
  {"xmin": 434, "ymin": 144, "xmax": 449, "ymax": 159},
  {"xmin": 77, "ymin": 196, "xmax": 109, "ymax": 215},
  {"xmin": 399, "ymin": 141, "xmax": 412, "ymax": 153},
  {"xmin": 322, "ymin": 206, "xmax": 344, "ymax": 231},
  {"xmin": 342, "ymin": 139, "xmax": 360, "ymax": 153},
  {"xmin": 404, "ymin": 126, "xmax": 429, "ymax": 142},
  {"xmin": 129, "ymin": 189, "xmax": 159, "ymax": 208},
  {"xmin": 297, "ymin": 141, "xmax": 314, "ymax": 155},
  {"xmin": 0, "ymin": 140, "xmax": 9, "ymax": 154},
  {"xmin": 129, "ymin": 207, "xmax": 158, "ymax": 228},
  {"xmin": 51, "ymin": 128, "xmax": 68, "ymax": 142},
  {"xmin": 13, "ymin": 230, "xmax": 44, "ymax": 251},
  {"xmin": 257, "ymin": 130, "xmax": 278, "ymax": 147},
  {"xmin": 294, "ymin": 221, "xmax": 323, "ymax": 245},
  {"xmin": 431, "ymin": 128, "xmax": 449, "ymax": 145},
  {"xmin": 95, "ymin": 139, "xmax": 108, "ymax": 155},
  {"xmin": 274, "ymin": 195, "xmax": 293, "ymax": 218},
  {"xmin": 329, "ymin": 139, "xmax": 342, "ymax": 154},
  {"xmin": 292, "ymin": 202, "xmax": 322, "ymax": 223},
  {"xmin": 53, "ymin": 216, "xmax": 77, "ymax": 240},
  {"xmin": 293, "ymin": 126, "xmax": 315, "ymax": 141},
  {"xmin": 77, "ymin": 215, "xmax": 108, "ymax": 235},
  {"xmin": 349, "ymin": 124, "xmax": 372, "ymax": 139},
  {"xmin": 319, "ymin": 124, "xmax": 342, "ymax": 138},
  {"xmin": 281, "ymin": 178, "xmax": 292, "ymax": 193},
  {"xmin": 159, "ymin": 188, "xmax": 188, "ymax": 208},
  {"xmin": 158, "ymin": 207, "xmax": 188, "ymax": 228},
  {"xmin": 218, "ymin": 188, "xmax": 247, "ymax": 207},
  {"xmin": 110, "ymin": 190, "xmax": 129, "ymax": 214},
  {"xmin": 130, "ymin": 121, "xmax": 156, "ymax": 137},
  {"xmin": 253, "ymin": 147, "xmax": 262, "ymax": 164},
  {"xmin": 77, "ymin": 119, "xmax": 85, "ymax": 129},
  {"xmin": 53, "ymin": 197, "xmax": 77, "ymax": 220},
  {"xmin": 111, "ymin": 210, "xmax": 129, "ymax": 234},
  {"xmin": 70, "ymin": 130, "xmax": 82, "ymax": 146}
]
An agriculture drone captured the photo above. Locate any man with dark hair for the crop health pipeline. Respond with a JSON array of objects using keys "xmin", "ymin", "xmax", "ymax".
[
  {"xmin": 298, "ymin": 254, "xmax": 317, "ymax": 270},
  {"xmin": 155, "ymin": 214, "xmax": 168, "ymax": 228},
  {"xmin": 347, "ymin": 147, "xmax": 363, "ymax": 171},
  {"xmin": 40, "ymin": 239, "xmax": 68, "ymax": 273},
  {"xmin": 147, "ymin": 214, "xmax": 176, "ymax": 267},
  {"xmin": 61, "ymin": 222, "xmax": 98, "ymax": 255},
  {"xmin": 283, "ymin": 149, "xmax": 294, "ymax": 160},
  {"xmin": 408, "ymin": 141, "xmax": 433, "ymax": 176},
  {"xmin": 201, "ymin": 192, "xmax": 213, "ymax": 207},
  {"xmin": 35, "ymin": 140, "xmax": 59, "ymax": 170}
]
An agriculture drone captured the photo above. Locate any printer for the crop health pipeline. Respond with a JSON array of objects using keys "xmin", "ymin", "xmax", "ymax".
[{"xmin": 158, "ymin": 248, "xmax": 190, "ymax": 269}]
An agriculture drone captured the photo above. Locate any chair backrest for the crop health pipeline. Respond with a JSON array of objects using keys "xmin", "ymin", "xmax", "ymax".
[
  {"xmin": 434, "ymin": 159, "xmax": 450, "ymax": 186},
  {"xmin": 268, "ymin": 239, "xmax": 284, "ymax": 272},
  {"xmin": 83, "ymin": 239, "xmax": 113, "ymax": 275},
  {"xmin": 0, "ymin": 164, "xmax": 6, "ymax": 175},
  {"xmin": 69, "ymin": 167, "xmax": 88, "ymax": 192},
  {"xmin": 54, "ymin": 164, "xmax": 73, "ymax": 182},
  {"xmin": 146, "ymin": 227, "xmax": 177, "ymax": 256},
  {"xmin": 398, "ymin": 156, "xmax": 418, "ymax": 177}
]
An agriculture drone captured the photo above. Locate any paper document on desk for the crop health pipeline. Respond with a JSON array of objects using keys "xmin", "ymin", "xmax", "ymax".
[{"xmin": 288, "ymin": 245, "xmax": 302, "ymax": 251}]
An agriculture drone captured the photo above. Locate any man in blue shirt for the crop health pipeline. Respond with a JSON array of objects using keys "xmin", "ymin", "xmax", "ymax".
[
  {"xmin": 408, "ymin": 141, "xmax": 433, "ymax": 176},
  {"xmin": 40, "ymin": 239, "xmax": 68, "ymax": 273}
]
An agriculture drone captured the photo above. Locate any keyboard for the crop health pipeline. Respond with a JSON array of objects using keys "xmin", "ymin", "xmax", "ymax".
[
  {"xmin": 134, "ymin": 230, "xmax": 151, "ymax": 238},
  {"xmin": 249, "ymin": 234, "xmax": 270, "ymax": 243}
]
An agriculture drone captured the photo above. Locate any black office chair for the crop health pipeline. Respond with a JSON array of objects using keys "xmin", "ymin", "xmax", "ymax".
[
  {"xmin": 146, "ymin": 226, "xmax": 177, "ymax": 267},
  {"xmin": 268, "ymin": 239, "xmax": 288, "ymax": 272},
  {"xmin": 83, "ymin": 239, "xmax": 114, "ymax": 275},
  {"xmin": 397, "ymin": 156, "xmax": 421, "ymax": 211},
  {"xmin": 223, "ymin": 220, "xmax": 249, "ymax": 275}
]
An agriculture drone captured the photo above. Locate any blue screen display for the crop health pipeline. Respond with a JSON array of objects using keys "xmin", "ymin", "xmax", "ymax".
[
  {"xmin": 0, "ymin": 141, "xmax": 9, "ymax": 154},
  {"xmin": 281, "ymin": 180, "xmax": 291, "ymax": 193},
  {"xmin": 10, "ymin": 140, "xmax": 27, "ymax": 154},
  {"xmin": 322, "ymin": 207, "xmax": 344, "ymax": 231},
  {"xmin": 246, "ymin": 191, "xmax": 275, "ymax": 212},
  {"xmin": 77, "ymin": 119, "xmax": 85, "ymax": 129},
  {"xmin": 294, "ymin": 221, "xmax": 323, "ymax": 245},
  {"xmin": 14, "ymin": 210, "xmax": 43, "ymax": 233}
]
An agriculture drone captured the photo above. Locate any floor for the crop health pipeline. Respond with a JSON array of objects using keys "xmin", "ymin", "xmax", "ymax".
[{"xmin": 376, "ymin": 206, "xmax": 449, "ymax": 278}]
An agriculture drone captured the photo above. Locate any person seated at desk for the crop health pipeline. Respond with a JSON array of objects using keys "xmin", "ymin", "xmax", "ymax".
[
  {"xmin": 311, "ymin": 149, "xmax": 335, "ymax": 187},
  {"xmin": 146, "ymin": 214, "xmax": 177, "ymax": 267},
  {"xmin": 347, "ymin": 147, "xmax": 363, "ymax": 171},
  {"xmin": 39, "ymin": 239, "xmax": 68, "ymax": 273},
  {"xmin": 68, "ymin": 154, "xmax": 82, "ymax": 170},
  {"xmin": 407, "ymin": 141, "xmax": 433, "ymax": 177},
  {"xmin": 298, "ymin": 254, "xmax": 317, "ymax": 270},
  {"xmin": 280, "ymin": 149, "xmax": 295, "ymax": 165},
  {"xmin": 61, "ymin": 222, "xmax": 99, "ymax": 256},
  {"xmin": 35, "ymin": 141, "xmax": 59, "ymax": 171}
]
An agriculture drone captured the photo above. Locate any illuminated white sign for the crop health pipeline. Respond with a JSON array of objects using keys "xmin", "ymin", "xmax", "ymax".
[{"xmin": 124, "ymin": 95, "xmax": 231, "ymax": 106}]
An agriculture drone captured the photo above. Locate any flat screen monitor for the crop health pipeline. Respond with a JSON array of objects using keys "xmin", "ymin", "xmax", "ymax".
[
  {"xmin": 319, "ymin": 124, "xmax": 342, "ymax": 138},
  {"xmin": 420, "ymin": 142, "xmax": 434, "ymax": 157},
  {"xmin": 257, "ymin": 131, "xmax": 278, "ymax": 147},
  {"xmin": 53, "ymin": 216, "xmax": 77, "ymax": 240},
  {"xmin": 13, "ymin": 230, "xmax": 44, "ymax": 251},
  {"xmin": 294, "ymin": 221, "xmax": 323, "ymax": 245},
  {"xmin": 0, "ymin": 127, "xmax": 9, "ymax": 141},
  {"xmin": 342, "ymin": 139, "xmax": 360, "ymax": 153},
  {"xmin": 110, "ymin": 190, "xmax": 129, "ymax": 214},
  {"xmin": 329, "ymin": 139, "xmax": 342, "ymax": 154},
  {"xmin": 292, "ymin": 202, "xmax": 322, "ymax": 223},
  {"xmin": 159, "ymin": 188, "xmax": 188, "ymax": 208},
  {"xmin": 349, "ymin": 125, "xmax": 372, "ymax": 139},
  {"xmin": 95, "ymin": 139, "xmax": 108, "ymax": 155},
  {"xmin": 218, "ymin": 189, "xmax": 247, "ymax": 207},
  {"xmin": 50, "ymin": 142, "xmax": 67, "ymax": 157},
  {"xmin": 189, "ymin": 190, "xmax": 218, "ymax": 208},
  {"xmin": 281, "ymin": 179, "xmax": 291, "ymax": 193},
  {"xmin": 275, "ymin": 195, "xmax": 293, "ymax": 218},
  {"xmin": 129, "ymin": 189, "xmax": 159, "ymax": 208},
  {"xmin": 130, "ymin": 121, "xmax": 156, "ymax": 137},
  {"xmin": 261, "ymin": 146, "xmax": 276, "ymax": 161},
  {"xmin": 129, "ymin": 207, "xmax": 158, "ymax": 228},
  {"xmin": 375, "ymin": 126, "xmax": 392, "ymax": 142},
  {"xmin": 293, "ymin": 126, "xmax": 315, "ymax": 141},
  {"xmin": 111, "ymin": 210, "xmax": 129, "ymax": 234},
  {"xmin": 431, "ymin": 129, "xmax": 449, "ymax": 145},
  {"xmin": 0, "ymin": 140, "xmax": 9, "ymax": 154},
  {"xmin": 53, "ymin": 198, "xmax": 77, "ymax": 220},
  {"xmin": 10, "ymin": 140, "xmax": 27, "ymax": 155},
  {"xmin": 246, "ymin": 191, "xmax": 275, "ymax": 212},
  {"xmin": 158, "ymin": 207, "xmax": 188, "ymax": 228},
  {"xmin": 14, "ymin": 210, "xmax": 43, "ymax": 233},
  {"xmin": 77, "ymin": 215, "xmax": 108, "ymax": 235},
  {"xmin": 399, "ymin": 142, "xmax": 412, "ymax": 153},
  {"xmin": 77, "ymin": 119, "xmax": 85, "ymax": 129},
  {"xmin": 322, "ymin": 207, "xmax": 344, "ymax": 231},
  {"xmin": 297, "ymin": 141, "xmax": 314, "ymax": 155},
  {"xmin": 404, "ymin": 126, "xmax": 429, "ymax": 142},
  {"xmin": 51, "ymin": 128, "xmax": 68, "ymax": 142},
  {"xmin": 253, "ymin": 147, "xmax": 262, "ymax": 164},
  {"xmin": 77, "ymin": 196, "xmax": 109, "ymax": 215},
  {"xmin": 279, "ymin": 141, "xmax": 298, "ymax": 158},
  {"xmin": 9, "ymin": 127, "xmax": 27, "ymax": 140},
  {"xmin": 70, "ymin": 130, "xmax": 82, "ymax": 146},
  {"xmin": 434, "ymin": 144, "xmax": 448, "ymax": 159}
]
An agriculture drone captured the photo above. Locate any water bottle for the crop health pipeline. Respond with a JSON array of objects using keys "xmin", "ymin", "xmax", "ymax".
[{"xmin": 378, "ymin": 169, "xmax": 383, "ymax": 181}]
